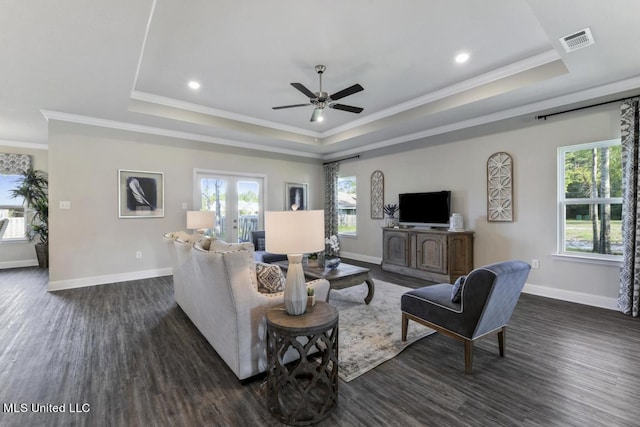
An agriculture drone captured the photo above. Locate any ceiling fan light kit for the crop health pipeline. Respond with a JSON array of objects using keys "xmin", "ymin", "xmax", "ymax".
[
  {"xmin": 273, "ymin": 65, "xmax": 364, "ymax": 122},
  {"xmin": 311, "ymin": 108, "xmax": 323, "ymax": 122}
]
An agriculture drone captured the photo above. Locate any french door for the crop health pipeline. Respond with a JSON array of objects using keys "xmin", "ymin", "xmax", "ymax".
[{"xmin": 194, "ymin": 170, "xmax": 265, "ymax": 243}]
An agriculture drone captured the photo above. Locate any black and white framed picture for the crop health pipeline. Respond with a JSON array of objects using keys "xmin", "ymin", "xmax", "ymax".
[
  {"xmin": 285, "ymin": 182, "xmax": 308, "ymax": 210},
  {"xmin": 118, "ymin": 169, "xmax": 164, "ymax": 218}
]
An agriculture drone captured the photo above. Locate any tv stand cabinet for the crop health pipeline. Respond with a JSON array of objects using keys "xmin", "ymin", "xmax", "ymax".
[{"xmin": 382, "ymin": 228, "xmax": 474, "ymax": 283}]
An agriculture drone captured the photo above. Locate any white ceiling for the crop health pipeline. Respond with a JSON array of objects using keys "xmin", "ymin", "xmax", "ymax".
[{"xmin": 2, "ymin": 0, "xmax": 639, "ymax": 158}]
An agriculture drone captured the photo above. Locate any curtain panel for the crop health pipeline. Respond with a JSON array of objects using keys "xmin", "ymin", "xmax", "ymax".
[
  {"xmin": 323, "ymin": 162, "xmax": 339, "ymax": 238},
  {"xmin": 618, "ymin": 97, "xmax": 640, "ymax": 317},
  {"xmin": 0, "ymin": 154, "xmax": 31, "ymax": 175}
]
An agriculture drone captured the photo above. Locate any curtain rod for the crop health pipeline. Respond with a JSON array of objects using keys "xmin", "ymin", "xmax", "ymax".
[
  {"xmin": 323, "ymin": 155, "xmax": 360, "ymax": 165},
  {"xmin": 535, "ymin": 94, "xmax": 639, "ymax": 121}
]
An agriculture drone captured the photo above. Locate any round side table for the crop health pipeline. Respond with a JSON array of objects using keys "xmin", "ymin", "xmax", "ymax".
[{"xmin": 266, "ymin": 301, "xmax": 339, "ymax": 426}]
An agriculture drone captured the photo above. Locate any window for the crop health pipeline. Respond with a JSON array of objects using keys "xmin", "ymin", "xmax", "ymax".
[
  {"xmin": 0, "ymin": 174, "xmax": 26, "ymax": 240},
  {"xmin": 558, "ymin": 139, "xmax": 622, "ymax": 259},
  {"xmin": 337, "ymin": 176, "xmax": 356, "ymax": 235}
]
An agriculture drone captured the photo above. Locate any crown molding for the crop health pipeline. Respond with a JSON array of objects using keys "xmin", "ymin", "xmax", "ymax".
[
  {"xmin": 40, "ymin": 110, "xmax": 323, "ymax": 159},
  {"xmin": 323, "ymin": 75, "xmax": 640, "ymax": 160},
  {"xmin": 319, "ymin": 50, "xmax": 563, "ymax": 139},
  {"xmin": 0, "ymin": 139, "xmax": 48, "ymax": 150},
  {"xmin": 41, "ymin": 73, "xmax": 640, "ymax": 163},
  {"xmin": 130, "ymin": 90, "xmax": 320, "ymax": 138}
]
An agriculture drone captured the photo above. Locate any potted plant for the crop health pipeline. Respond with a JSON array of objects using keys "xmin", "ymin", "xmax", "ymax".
[
  {"xmin": 307, "ymin": 287, "xmax": 316, "ymax": 308},
  {"xmin": 383, "ymin": 203, "xmax": 399, "ymax": 227},
  {"xmin": 10, "ymin": 168, "xmax": 48, "ymax": 268}
]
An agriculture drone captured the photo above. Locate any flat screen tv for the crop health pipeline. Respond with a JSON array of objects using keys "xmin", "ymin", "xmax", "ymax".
[{"xmin": 398, "ymin": 191, "xmax": 451, "ymax": 228}]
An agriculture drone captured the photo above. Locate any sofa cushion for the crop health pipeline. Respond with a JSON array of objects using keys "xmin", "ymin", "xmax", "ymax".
[
  {"xmin": 254, "ymin": 251, "xmax": 288, "ymax": 263},
  {"xmin": 199, "ymin": 238, "xmax": 254, "ymax": 253},
  {"xmin": 451, "ymin": 275, "xmax": 466, "ymax": 303},
  {"xmin": 255, "ymin": 237, "xmax": 266, "ymax": 251},
  {"xmin": 256, "ymin": 262, "xmax": 285, "ymax": 293}
]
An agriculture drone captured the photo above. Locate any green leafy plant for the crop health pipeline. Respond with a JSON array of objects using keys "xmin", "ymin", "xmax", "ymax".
[
  {"xmin": 383, "ymin": 204, "xmax": 398, "ymax": 217},
  {"xmin": 307, "ymin": 287, "xmax": 315, "ymax": 296},
  {"xmin": 10, "ymin": 168, "xmax": 48, "ymax": 245}
]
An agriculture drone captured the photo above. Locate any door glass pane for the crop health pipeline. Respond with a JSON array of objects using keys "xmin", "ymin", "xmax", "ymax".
[
  {"xmin": 200, "ymin": 178, "xmax": 227, "ymax": 240},
  {"xmin": 237, "ymin": 180, "xmax": 259, "ymax": 242}
]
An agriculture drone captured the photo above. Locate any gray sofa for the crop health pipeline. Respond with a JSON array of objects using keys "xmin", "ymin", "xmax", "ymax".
[{"xmin": 164, "ymin": 232, "xmax": 330, "ymax": 380}]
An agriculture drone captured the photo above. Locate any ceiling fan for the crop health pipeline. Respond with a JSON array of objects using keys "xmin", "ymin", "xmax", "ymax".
[{"xmin": 272, "ymin": 65, "xmax": 364, "ymax": 122}]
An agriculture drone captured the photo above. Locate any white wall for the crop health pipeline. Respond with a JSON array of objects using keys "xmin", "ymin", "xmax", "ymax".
[
  {"xmin": 45, "ymin": 106, "xmax": 623, "ymax": 309},
  {"xmin": 338, "ymin": 105, "xmax": 621, "ymax": 309},
  {"xmin": 47, "ymin": 121, "xmax": 323, "ymax": 289},
  {"xmin": 0, "ymin": 144, "xmax": 48, "ymax": 268}
]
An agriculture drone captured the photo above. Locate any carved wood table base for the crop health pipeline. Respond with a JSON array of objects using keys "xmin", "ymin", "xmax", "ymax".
[{"xmin": 266, "ymin": 302, "xmax": 339, "ymax": 426}]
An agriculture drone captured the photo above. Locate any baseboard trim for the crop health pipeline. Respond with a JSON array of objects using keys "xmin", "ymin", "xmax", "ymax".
[
  {"xmin": 522, "ymin": 283, "xmax": 617, "ymax": 311},
  {"xmin": 343, "ymin": 252, "xmax": 618, "ymax": 311},
  {"xmin": 340, "ymin": 251, "xmax": 382, "ymax": 265},
  {"xmin": 48, "ymin": 268, "xmax": 173, "ymax": 292},
  {"xmin": 0, "ymin": 259, "xmax": 39, "ymax": 269}
]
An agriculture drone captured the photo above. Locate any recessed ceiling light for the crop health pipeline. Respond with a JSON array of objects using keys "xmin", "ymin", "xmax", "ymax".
[
  {"xmin": 455, "ymin": 53, "xmax": 470, "ymax": 64},
  {"xmin": 188, "ymin": 81, "xmax": 201, "ymax": 90}
]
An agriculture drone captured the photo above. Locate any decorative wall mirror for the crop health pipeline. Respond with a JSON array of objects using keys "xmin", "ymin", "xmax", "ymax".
[
  {"xmin": 487, "ymin": 152, "xmax": 513, "ymax": 222},
  {"xmin": 370, "ymin": 170, "xmax": 384, "ymax": 219}
]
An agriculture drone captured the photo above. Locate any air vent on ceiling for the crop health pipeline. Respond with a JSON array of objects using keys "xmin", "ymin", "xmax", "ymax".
[{"xmin": 559, "ymin": 28, "xmax": 595, "ymax": 52}]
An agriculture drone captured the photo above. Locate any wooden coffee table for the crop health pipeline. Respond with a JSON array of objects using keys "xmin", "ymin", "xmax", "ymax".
[{"xmin": 274, "ymin": 261, "xmax": 375, "ymax": 304}]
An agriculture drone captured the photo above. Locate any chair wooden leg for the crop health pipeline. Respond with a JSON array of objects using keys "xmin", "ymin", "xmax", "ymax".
[
  {"xmin": 401, "ymin": 313, "xmax": 408, "ymax": 341},
  {"xmin": 498, "ymin": 327, "xmax": 506, "ymax": 357},
  {"xmin": 464, "ymin": 340, "xmax": 473, "ymax": 374}
]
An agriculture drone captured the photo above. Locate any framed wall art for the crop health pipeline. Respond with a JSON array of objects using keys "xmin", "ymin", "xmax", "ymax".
[
  {"xmin": 285, "ymin": 182, "xmax": 308, "ymax": 210},
  {"xmin": 370, "ymin": 170, "xmax": 384, "ymax": 219},
  {"xmin": 118, "ymin": 169, "xmax": 164, "ymax": 218},
  {"xmin": 487, "ymin": 152, "xmax": 513, "ymax": 222}
]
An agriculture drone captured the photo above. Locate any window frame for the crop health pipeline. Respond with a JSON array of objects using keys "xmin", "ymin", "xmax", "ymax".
[
  {"xmin": 337, "ymin": 175, "xmax": 357, "ymax": 237},
  {"xmin": 557, "ymin": 138, "xmax": 622, "ymax": 262}
]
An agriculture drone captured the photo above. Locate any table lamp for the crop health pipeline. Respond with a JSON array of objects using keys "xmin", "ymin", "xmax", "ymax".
[
  {"xmin": 187, "ymin": 210, "xmax": 216, "ymax": 235},
  {"xmin": 265, "ymin": 210, "xmax": 325, "ymax": 315}
]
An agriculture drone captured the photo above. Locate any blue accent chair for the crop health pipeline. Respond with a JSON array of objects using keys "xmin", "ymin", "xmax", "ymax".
[{"xmin": 401, "ymin": 260, "xmax": 531, "ymax": 374}]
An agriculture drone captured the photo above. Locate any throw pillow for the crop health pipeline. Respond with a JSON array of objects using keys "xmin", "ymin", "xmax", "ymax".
[
  {"xmin": 256, "ymin": 237, "xmax": 266, "ymax": 251},
  {"xmin": 451, "ymin": 275, "xmax": 466, "ymax": 303},
  {"xmin": 256, "ymin": 262, "xmax": 285, "ymax": 293}
]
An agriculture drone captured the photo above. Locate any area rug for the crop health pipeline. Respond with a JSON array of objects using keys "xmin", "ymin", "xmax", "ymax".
[{"xmin": 331, "ymin": 280, "xmax": 436, "ymax": 382}]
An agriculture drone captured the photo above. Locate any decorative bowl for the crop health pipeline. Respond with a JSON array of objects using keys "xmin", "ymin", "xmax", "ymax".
[{"xmin": 325, "ymin": 257, "xmax": 341, "ymax": 270}]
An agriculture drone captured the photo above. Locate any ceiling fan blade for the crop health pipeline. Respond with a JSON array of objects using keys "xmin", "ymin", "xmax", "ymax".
[
  {"xmin": 291, "ymin": 83, "xmax": 317, "ymax": 99},
  {"xmin": 330, "ymin": 104, "xmax": 363, "ymax": 114},
  {"xmin": 330, "ymin": 84, "xmax": 364, "ymax": 101},
  {"xmin": 272, "ymin": 104, "xmax": 310, "ymax": 110}
]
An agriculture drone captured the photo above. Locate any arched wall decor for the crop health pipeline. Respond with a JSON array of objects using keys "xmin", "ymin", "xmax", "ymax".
[
  {"xmin": 370, "ymin": 170, "xmax": 384, "ymax": 219},
  {"xmin": 487, "ymin": 152, "xmax": 513, "ymax": 222}
]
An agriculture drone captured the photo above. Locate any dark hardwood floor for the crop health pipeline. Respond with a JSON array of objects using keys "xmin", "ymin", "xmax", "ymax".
[{"xmin": 1, "ymin": 263, "xmax": 640, "ymax": 427}]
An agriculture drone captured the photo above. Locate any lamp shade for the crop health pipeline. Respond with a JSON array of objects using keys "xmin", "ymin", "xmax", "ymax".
[
  {"xmin": 265, "ymin": 210, "xmax": 325, "ymax": 255},
  {"xmin": 186, "ymin": 210, "xmax": 215, "ymax": 230}
]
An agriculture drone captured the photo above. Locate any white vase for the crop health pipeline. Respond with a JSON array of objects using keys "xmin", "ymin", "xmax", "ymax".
[
  {"xmin": 283, "ymin": 254, "xmax": 307, "ymax": 315},
  {"xmin": 449, "ymin": 213, "xmax": 464, "ymax": 231}
]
